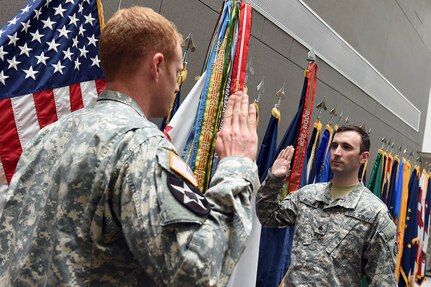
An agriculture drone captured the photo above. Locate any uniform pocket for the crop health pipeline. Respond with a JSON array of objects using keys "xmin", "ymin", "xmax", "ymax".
[
  {"xmin": 324, "ymin": 216, "xmax": 362, "ymax": 254},
  {"xmin": 297, "ymin": 198, "xmax": 320, "ymax": 246}
]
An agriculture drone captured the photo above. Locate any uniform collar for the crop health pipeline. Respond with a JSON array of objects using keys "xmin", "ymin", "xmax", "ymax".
[
  {"xmin": 315, "ymin": 182, "xmax": 364, "ymax": 210},
  {"xmin": 97, "ymin": 90, "xmax": 146, "ymax": 118}
]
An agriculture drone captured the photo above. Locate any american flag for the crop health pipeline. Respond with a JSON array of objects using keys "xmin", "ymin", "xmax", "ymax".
[{"xmin": 0, "ymin": 0, "xmax": 105, "ymax": 198}]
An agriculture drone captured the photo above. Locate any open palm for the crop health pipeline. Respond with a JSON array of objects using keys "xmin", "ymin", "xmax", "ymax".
[{"xmin": 271, "ymin": 146, "xmax": 295, "ymax": 177}]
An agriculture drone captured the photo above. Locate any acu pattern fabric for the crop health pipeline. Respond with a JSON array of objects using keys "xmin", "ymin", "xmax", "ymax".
[
  {"xmin": 0, "ymin": 90, "xmax": 258, "ymax": 287},
  {"xmin": 256, "ymin": 171, "xmax": 397, "ymax": 287}
]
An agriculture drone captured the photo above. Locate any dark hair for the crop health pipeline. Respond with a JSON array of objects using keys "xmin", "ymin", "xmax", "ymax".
[{"xmin": 336, "ymin": 125, "xmax": 370, "ymax": 153}]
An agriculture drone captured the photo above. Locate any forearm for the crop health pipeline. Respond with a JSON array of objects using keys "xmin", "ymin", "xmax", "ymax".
[
  {"xmin": 256, "ymin": 171, "xmax": 294, "ymax": 227},
  {"xmin": 167, "ymin": 156, "xmax": 258, "ymax": 286}
]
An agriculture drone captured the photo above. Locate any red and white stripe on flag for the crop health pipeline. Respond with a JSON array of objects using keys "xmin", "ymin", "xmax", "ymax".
[{"xmin": 0, "ymin": 79, "xmax": 105, "ymax": 187}]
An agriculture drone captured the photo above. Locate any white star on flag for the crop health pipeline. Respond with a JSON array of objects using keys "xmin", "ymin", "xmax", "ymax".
[
  {"xmin": 52, "ymin": 60, "xmax": 65, "ymax": 74},
  {"xmin": 21, "ymin": 20, "xmax": 31, "ymax": 33},
  {"xmin": 69, "ymin": 14, "xmax": 79, "ymax": 26},
  {"xmin": 30, "ymin": 30, "xmax": 44, "ymax": 43},
  {"xmin": 91, "ymin": 55, "xmax": 100, "ymax": 67},
  {"xmin": 7, "ymin": 56, "xmax": 20, "ymax": 70},
  {"xmin": 41, "ymin": 17, "xmax": 54, "ymax": 29},
  {"xmin": 8, "ymin": 16, "xmax": 20, "ymax": 27},
  {"xmin": 0, "ymin": 71, "xmax": 9, "ymax": 85},
  {"xmin": 23, "ymin": 66, "xmax": 38, "ymax": 80},
  {"xmin": 35, "ymin": 51, "xmax": 49, "ymax": 65},
  {"xmin": 53, "ymin": 4, "xmax": 67, "ymax": 17},
  {"xmin": 21, "ymin": 5, "xmax": 32, "ymax": 14},
  {"xmin": 18, "ymin": 43, "xmax": 32, "ymax": 57},
  {"xmin": 79, "ymin": 45, "xmax": 88, "ymax": 58},
  {"xmin": 0, "ymin": 46, "xmax": 7, "ymax": 60},
  {"xmin": 57, "ymin": 26, "xmax": 71, "ymax": 39},
  {"xmin": 47, "ymin": 39, "xmax": 60, "ymax": 52},
  {"xmin": 87, "ymin": 34, "xmax": 97, "ymax": 47},
  {"xmin": 7, "ymin": 33, "xmax": 19, "ymax": 46},
  {"xmin": 63, "ymin": 48, "xmax": 73, "ymax": 61}
]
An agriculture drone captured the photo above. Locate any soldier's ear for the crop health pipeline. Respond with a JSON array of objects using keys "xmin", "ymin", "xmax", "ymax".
[
  {"xmin": 360, "ymin": 151, "xmax": 370, "ymax": 163},
  {"xmin": 150, "ymin": 52, "xmax": 164, "ymax": 80}
]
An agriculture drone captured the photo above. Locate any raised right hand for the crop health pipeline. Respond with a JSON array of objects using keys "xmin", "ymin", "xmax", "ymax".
[
  {"xmin": 271, "ymin": 146, "xmax": 295, "ymax": 177},
  {"xmin": 215, "ymin": 92, "xmax": 258, "ymax": 161}
]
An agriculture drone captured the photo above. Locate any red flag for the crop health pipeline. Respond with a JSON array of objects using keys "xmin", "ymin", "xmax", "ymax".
[{"xmin": 288, "ymin": 62, "xmax": 318, "ymax": 192}]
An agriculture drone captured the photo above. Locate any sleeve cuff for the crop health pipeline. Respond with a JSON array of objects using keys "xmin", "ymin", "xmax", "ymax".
[{"xmin": 215, "ymin": 156, "xmax": 259, "ymax": 189}]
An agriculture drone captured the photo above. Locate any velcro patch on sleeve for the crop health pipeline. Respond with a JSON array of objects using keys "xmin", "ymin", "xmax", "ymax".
[
  {"xmin": 169, "ymin": 152, "xmax": 198, "ymax": 187},
  {"xmin": 167, "ymin": 174, "xmax": 211, "ymax": 215}
]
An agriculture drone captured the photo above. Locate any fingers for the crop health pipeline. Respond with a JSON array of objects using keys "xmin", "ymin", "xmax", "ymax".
[
  {"xmin": 214, "ymin": 131, "xmax": 225, "ymax": 159},
  {"xmin": 215, "ymin": 92, "xmax": 258, "ymax": 161},
  {"xmin": 231, "ymin": 92, "xmax": 243, "ymax": 134},
  {"xmin": 272, "ymin": 146, "xmax": 295, "ymax": 177},
  {"xmin": 286, "ymin": 146, "xmax": 295, "ymax": 162},
  {"xmin": 248, "ymin": 102, "xmax": 257, "ymax": 131},
  {"xmin": 238, "ymin": 91, "xmax": 249, "ymax": 131},
  {"xmin": 277, "ymin": 146, "xmax": 295, "ymax": 161},
  {"xmin": 277, "ymin": 148, "xmax": 286, "ymax": 159},
  {"xmin": 223, "ymin": 93, "xmax": 236, "ymax": 130}
]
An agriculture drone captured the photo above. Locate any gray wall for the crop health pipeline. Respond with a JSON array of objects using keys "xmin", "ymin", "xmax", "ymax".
[
  {"xmin": 1, "ymin": 0, "xmax": 430, "ymax": 169},
  {"xmin": 303, "ymin": 0, "xmax": 431, "ymax": 162}
]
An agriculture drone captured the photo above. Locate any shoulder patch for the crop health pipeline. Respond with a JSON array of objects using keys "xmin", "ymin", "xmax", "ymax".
[
  {"xmin": 169, "ymin": 152, "xmax": 198, "ymax": 187},
  {"xmin": 167, "ymin": 174, "xmax": 211, "ymax": 215}
]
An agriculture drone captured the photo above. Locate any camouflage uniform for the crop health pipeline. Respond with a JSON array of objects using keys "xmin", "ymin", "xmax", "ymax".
[
  {"xmin": 256, "ymin": 171, "xmax": 397, "ymax": 287},
  {"xmin": 0, "ymin": 91, "xmax": 258, "ymax": 287}
]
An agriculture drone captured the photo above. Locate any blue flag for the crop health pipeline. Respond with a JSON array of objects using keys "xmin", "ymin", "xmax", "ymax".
[
  {"xmin": 311, "ymin": 125, "xmax": 331, "ymax": 183},
  {"xmin": 393, "ymin": 158, "xmax": 405, "ymax": 219},
  {"xmin": 399, "ymin": 168, "xmax": 420, "ymax": 286},
  {"xmin": 386, "ymin": 158, "xmax": 399, "ymax": 217},
  {"xmin": 319, "ymin": 147, "xmax": 333, "ymax": 182},
  {"xmin": 305, "ymin": 122, "xmax": 320, "ymax": 182},
  {"xmin": 257, "ymin": 108, "xmax": 279, "ymax": 182},
  {"xmin": 306, "ymin": 121, "xmax": 322, "ymax": 184}
]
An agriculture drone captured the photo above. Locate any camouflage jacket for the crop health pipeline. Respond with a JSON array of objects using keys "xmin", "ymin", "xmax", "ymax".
[
  {"xmin": 256, "ymin": 171, "xmax": 397, "ymax": 287},
  {"xmin": 0, "ymin": 90, "xmax": 258, "ymax": 287}
]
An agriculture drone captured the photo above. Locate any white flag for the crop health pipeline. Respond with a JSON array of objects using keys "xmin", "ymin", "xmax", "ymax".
[{"xmin": 164, "ymin": 71, "xmax": 206, "ymax": 154}]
